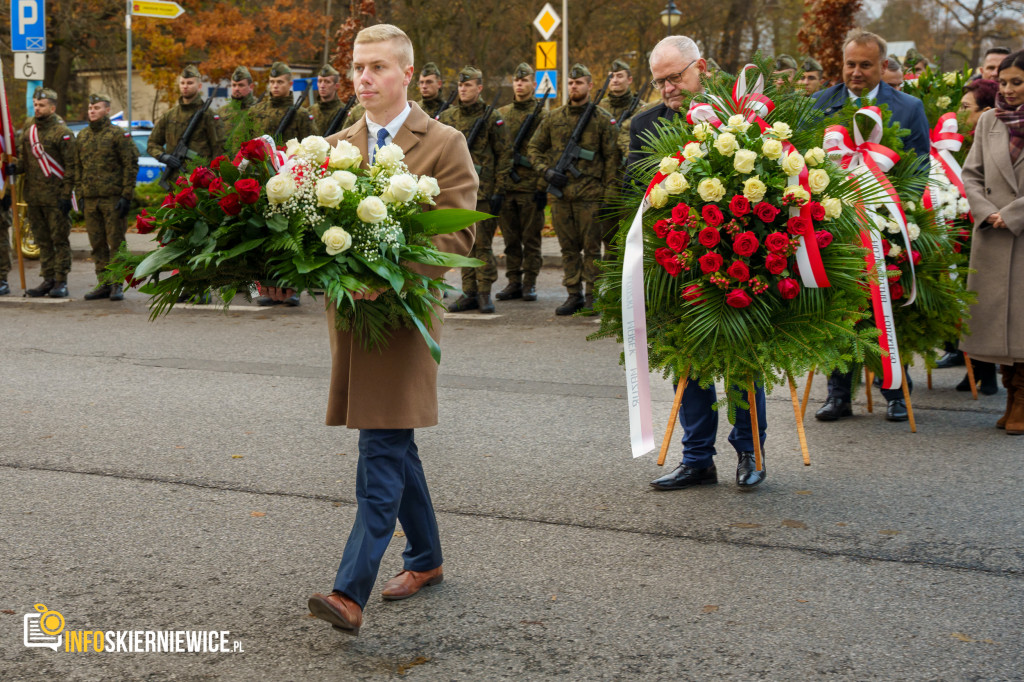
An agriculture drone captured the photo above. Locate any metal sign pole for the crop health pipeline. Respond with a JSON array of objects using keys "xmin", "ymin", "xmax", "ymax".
[
  {"xmin": 561, "ymin": 0, "xmax": 568, "ymax": 105},
  {"xmin": 126, "ymin": 0, "xmax": 132, "ymax": 130}
]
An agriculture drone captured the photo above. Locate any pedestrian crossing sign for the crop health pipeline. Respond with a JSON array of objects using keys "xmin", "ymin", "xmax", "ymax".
[{"xmin": 535, "ymin": 70, "xmax": 557, "ymax": 99}]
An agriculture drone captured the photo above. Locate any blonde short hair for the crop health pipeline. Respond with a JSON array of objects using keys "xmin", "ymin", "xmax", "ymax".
[{"xmin": 354, "ymin": 24, "xmax": 415, "ymax": 69}]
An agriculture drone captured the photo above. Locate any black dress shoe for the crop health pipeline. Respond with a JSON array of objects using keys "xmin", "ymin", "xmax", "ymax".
[
  {"xmin": 815, "ymin": 397, "xmax": 853, "ymax": 421},
  {"xmin": 494, "ymin": 282, "xmax": 522, "ymax": 300},
  {"xmin": 521, "ymin": 284, "xmax": 537, "ymax": 301},
  {"xmin": 975, "ymin": 361, "xmax": 999, "ymax": 396},
  {"xmin": 48, "ymin": 282, "xmax": 68, "ymax": 298},
  {"xmin": 886, "ymin": 398, "xmax": 908, "ymax": 421},
  {"xmin": 447, "ymin": 293, "xmax": 479, "ymax": 312},
  {"xmin": 650, "ymin": 463, "xmax": 717, "ymax": 490},
  {"xmin": 477, "ymin": 292, "xmax": 495, "ymax": 313},
  {"xmin": 26, "ymin": 279, "xmax": 55, "ymax": 297},
  {"xmin": 936, "ymin": 350, "xmax": 965, "ymax": 368},
  {"xmin": 736, "ymin": 451, "xmax": 766, "ymax": 488},
  {"xmin": 285, "ymin": 294, "xmax": 301, "ymax": 306},
  {"xmin": 555, "ymin": 292, "xmax": 584, "ymax": 316},
  {"xmin": 109, "ymin": 284, "xmax": 124, "ymax": 301},
  {"xmin": 955, "ymin": 374, "xmax": 973, "ymax": 391},
  {"xmin": 83, "ymin": 283, "xmax": 111, "ymax": 300},
  {"xmin": 0, "ymin": 280, "xmax": 9, "ymax": 296},
  {"xmin": 256, "ymin": 296, "xmax": 280, "ymax": 306}
]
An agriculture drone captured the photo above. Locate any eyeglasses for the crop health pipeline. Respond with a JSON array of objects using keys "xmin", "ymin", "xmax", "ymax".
[{"xmin": 651, "ymin": 59, "xmax": 697, "ymax": 91}]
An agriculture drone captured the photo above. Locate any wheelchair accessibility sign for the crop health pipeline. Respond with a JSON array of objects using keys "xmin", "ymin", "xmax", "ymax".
[{"xmin": 14, "ymin": 52, "xmax": 44, "ymax": 80}]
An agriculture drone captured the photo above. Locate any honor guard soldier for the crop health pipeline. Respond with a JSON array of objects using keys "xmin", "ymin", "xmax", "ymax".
[
  {"xmin": 217, "ymin": 65, "xmax": 259, "ymax": 153},
  {"xmin": 0, "ymin": 185, "xmax": 12, "ymax": 295},
  {"xmin": 16, "ymin": 87, "xmax": 77, "ymax": 298},
  {"xmin": 249, "ymin": 61, "xmax": 315, "ymax": 142},
  {"xmin": 440, "ymin": 66, "xmax": 509, "ymax": 313},
  {"xmin": 773, "ymin": 54, "xmax": 799, "ymax": 88},
  {"xmin": 148, "ymin": 65, "xmax": 224, "ymax": 180},
  {"xmin": 528, "ymin": 63, "xmax": 619, "ymax": 315},
  {"xmin": 76, "ymin": 93, "xmax": 139, "ymax": 301},
  {"xmin": 415, "ymin": 62, "xmax": 446, "ymax": 119},
  {"xmin": 494, "ymin": 62, "xmax": 547, "ymax": 302},
  {"xmin": 799, "ymin": 57, "xmax": 824, "ymax": 95},
  {"xmin": 310, "ymin": 64, "xmax": 343, "ymax": 134},
  {"xmin": 599, "ymin": 59, "xmax": 635, "ymax": 122}
]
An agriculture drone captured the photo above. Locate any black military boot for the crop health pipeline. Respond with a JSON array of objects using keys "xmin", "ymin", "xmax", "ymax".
[
  {"xmin": 447, "ymin": 292, "xmax": 479, "ymax": 312},
  {"xmin": 521, "ymin": 282, "xmax": 537, "ymax": 302},
  {"xmin": 26, "ymin": 279, "xmax": 55, "ymax": 297},
  {"xmin": 582, "ymin": 293, "xmax": 595, "ymax": 313},
  {"xmin": 48, "ymin": 281, "xmax": 68, "ymax": 298},
  {"xmin": 555, "ymin": 292, "xmax": 584, "ymax": 316},
  {"xmin": 109, "ymin": 284, "xmax": 124, "ymax": 301},
  {"xmin": 84, "ymin": 283, "xmax": 112, "ymax": 300},
  {"xmin": 0, "ymin": 280, "xmax": 9, "ymax": 296},
  {"xmin": 495, "ymin": 282, "xmax": 522, "ymax": 300},
  {"xmin": 477, "ymin": 291, "xmax": 495, "ymax": 314}
]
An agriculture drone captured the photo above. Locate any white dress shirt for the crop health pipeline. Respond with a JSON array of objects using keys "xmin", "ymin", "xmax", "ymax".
[{"xmin": 365, "ymin": 102, "xmax": 412, "ymax": 153}]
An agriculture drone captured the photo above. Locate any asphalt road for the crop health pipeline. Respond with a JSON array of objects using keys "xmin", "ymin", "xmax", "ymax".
[{"xmin": 1, "ymin": 256, "xmax": 1022, "ymax": 681}]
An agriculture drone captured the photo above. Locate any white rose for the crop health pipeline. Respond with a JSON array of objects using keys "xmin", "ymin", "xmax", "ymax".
[
  {"xmin": 374, "ymin": 142, "xmax": 404, "ymax": 167},
  {"xmin": 266, "ymin": 173, "xmax": 297, "ymax": 204},
  {"xmin": 284, "ymin": 138, "xmax": 301, "ymax": 157},
  {"xmin": 648, "ymin": 184, "xmax": 669, "ymax": 208},
  {"xmin": 743, "ymin": 177, "xmax": 767, "ymax": 203},
  {"xmin": 771, "ymin": 121, "xmax": 793, "ymax": 140},
  {"xmin": 733, "ymin": 149, "xmax": 757, "ymax": 174},
  {"xmin": 781, "ymin": 151, "xmax": 806, "ymax": 176},
  {"xmin": 332, "ymin": 170, "xmax": 358, "ymax": 191},
  {"xmin": 329, "ymin": 140, "xmax": 363, "ymax": 170},
  {"xmin": 692, "ymin": 122, "xmax": 713, "ymax": 141},
  {"xmin": 943, "ymin": 72, "xmax": 958, "ymax": 85},
  {"xmin": 682, "ymin": 141, "xmax": 706, "ymax": 161},
  {"xmin": 379, "ymin": 187, "xmax": 397, "ymax": 204},
  {"xmin": 356, "ymin": 195, "xmax": 388, "ymax": 223},
  {"xmin": 907, "ymin": 223, "xmax": 921, "ymax": 240},
  {"xmin": 697, "ymin": 177, "xmax": 726, "ymax": 202},
  {"xmin": 807, "ymin": 168, "xmax": 830, "ymax": 193},
  {"xmin": 315, "ymin": 177, "xmax": 344, "ymax": 208},
  {"xmin": 888, "ymin": 243, "xmax": 902, "ymax": 259},
  {"xmin": 784, "ymin": 185, "xmax": 810, "ymax": 204},
  {"xmin": 417, "ymin": 175, "xmax": 441, "ymax": 199},
  {"xmin": 388, "ymin": 173, "xmax": 419, "ymax": 203},
  {"xmin": 659, "ymin": 156, "xmax": 681, "ymax": 175},
  {"xmin": 663, "ymin": 171, "xmax": 689, "ymax": 194},
  {"xmin": 804, "ymin": 147, "xmax": 826, "ymax": 167},
  {"xmin": 906, "ymin": 78, "xmax": 919, "ymax": 88},
  {"xmin": 821, "ymin": 197, "xmax": 842, "ymax": 219},
  {"xmin": 886, "ymin": 220, "xmax": 901, "ymax": 234},
  {"xmin": 300, "ymin": 136, "xmax": 331, "ymax": 164},
  {"xmin": 957, "ymin": 197, "xmax": 970, "ymax": 214},
  {"xmin": 714, "ymin": 132, "xmax": 739, "ymax": 157},
  {"xmin": 726, "ymin": 114, "xmax": 751, "ymax": 134},
  {"xmin": 903, "ymin": 200, "xmax": 917, "ymax": 212},
  {"xmin": 936, "ymin": 95, "xmax": 952, "ymax": 110},
  {"xmin": 761, "ymin": 138, "xmax": 783, "ymax": 160},
  {"xmin": 321, "ymin": 226, "xmax": 352, "ymax": 256}
]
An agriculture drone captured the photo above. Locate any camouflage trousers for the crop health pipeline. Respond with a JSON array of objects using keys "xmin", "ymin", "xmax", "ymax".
[
  {"xmin": 83, "ymin": 197, "xmax": 127, "ymax": 276},
  {"xmin": 461, "ymin": 199, "xmax": 498, "ymax": 294},
  {"xmin": 497, "ymin": 192, "xmax": 545, "ymax": 287},
  {"xmin": 26, "ymin": 204, "xmax": 71, "ymax": 281},
  {"xmin": 0, "ymin": 208, "xmax": 11, "ymax": 281},
  {"xmin": 550, "ymin": 199, "xmax": 602, "ymax": 294}
]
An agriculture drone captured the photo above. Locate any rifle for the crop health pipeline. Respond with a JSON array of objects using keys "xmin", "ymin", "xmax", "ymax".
[
  {"xmin": 545, "ymin": 74, "xmax": 612, "ymax": 199},
  {"xmin": 433, "ymin": 88, "xmax": 458, "ymax": 120},
  {"xmin": 612, "ymin": 81, "xmax": 652, "ymax": 130},
  {"xmin": 509, "ymin": 88, "xmax": 549, "ymax": 184},
  {"xmin": 158, "ymin": 96, "xmax": 214, "ymax": 191},
  {"xmin": 274, "ymin": 79, "xmax": 312, "ymax": 139},
  {"xmin": 323, "ymin": 95, "xmax": 358, "ymax": 137},
  {"xmin": 464, "ymin": 90, "xmax": 503, "ymax": 175}
]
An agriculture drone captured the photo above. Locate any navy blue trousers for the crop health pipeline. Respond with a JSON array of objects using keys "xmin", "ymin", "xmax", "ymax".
[
  {"xmin": 676, "ymin": 382, "xmax": 767, "ymax": 469},
  {"xmin": 333, "ymin": 428, "xmax": 443, "ymax": 608},
  {"xmin": 827, "ymin": 367, "xmax": 913, "ymax": 403}
]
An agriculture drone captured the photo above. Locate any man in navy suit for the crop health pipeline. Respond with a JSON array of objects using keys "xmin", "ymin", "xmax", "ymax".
[
  {"xmin": 811, "ymin": 29, "xmax": 930, "ymax": 423},
  {"xmin": 629, "ymin": 35, "xmax": 768, "ymax": 492}
]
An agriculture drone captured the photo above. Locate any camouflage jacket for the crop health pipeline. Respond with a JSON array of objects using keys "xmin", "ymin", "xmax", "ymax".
[
  {"xmin": 413, "ymin": 93, "xmax": 446, "ymax": 119},
  {"xmin": 147, "ymin": 97, "xmax": 224, "ymax": 164},
  {"xmin": 341, "ymin": 103, "xmax": 365, "ymax": 131},
  {"xmin": 74, "ymin": 117, "xmax": 139, "ymax": 200},
  {"xmin": 16, "ymin": 114, "xmax": 77, "ymax": 206},
  {"xmin": 249, "ymin": 94, "xmax": 315, "ymax": 143},
  {"xmin": 310, "ymin": 97, "xmax": 343, "ymax": 135},
  {"xmin": 599, "ymin": 92, "xmax": 635, "ymax": 124},
  {"xmin": 438, "ymin": 98, "xmax": 509, "ymax": 199},
  {"xmin": 216, "ymin": 94, "xmax": 259, "ymax": 152},
  {"xmin": 496, "ymin": 98, "xmax": 547, "ymax": 193},
  {"xmin": 527, "ymin": 102, "xmax": 620, "ymax": 202}
]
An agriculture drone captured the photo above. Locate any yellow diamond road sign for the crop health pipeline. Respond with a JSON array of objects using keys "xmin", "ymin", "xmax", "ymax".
[
  {"xmin": 131, "ymin": 0, "xmax": 185, "ymax": 19},
  {"xmin": 533, "ymin": 3, "xmax": 561, "ymax": 41}
]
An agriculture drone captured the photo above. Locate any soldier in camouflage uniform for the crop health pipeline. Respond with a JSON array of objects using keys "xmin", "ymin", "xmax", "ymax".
[
  {"xmin": 414, "ymin": 62, "xmax": 447, "ymax": 119},
  {"xmin": 599, "ymin": 59, "xmax": 635, "ymax": 123},
  {"xmin": 440, "ymin": 66, "xmax": 509, "ymax": 313},
  {"xmin": 217, "ymin": 66, "xmax": 259, "ymax": 154},
  {"xmin": 494, "ymin": 63, "xmax": 547, "ymax": 302},
  {"xmin": 598, "ymin": 59, "xmax": 642, "ymax": 261},
  {"xmin": 148, "ymin": 65, "xmax": 224, "ymax": 181},
  {"xmin": 249, "ymin": 62, "xmax": 315, "ymax": 143},
  {"xmin": 799, "ymin": 57, "xmax": 824, "ymax": 95},
  {"xmin": 528, "ymin": 64, "xmax": 620, "ymax": 315},
  {"xmin": 773, "ymin": 54, "xmax": 799, "ymax": 88},
  {"xmin": 0, "ymin": 192, "xmax": 11, "ymax": 296},
  {"xmin": 16, "ymin": 88, "xmax": 77, "ymax": 298},
  {"xmin": 310, "ymin": 64, "xmax": 348, "ymax": 135},
  {"xmin": 76, "ymin": 93, "xmax": 139, "ymax": 301}
]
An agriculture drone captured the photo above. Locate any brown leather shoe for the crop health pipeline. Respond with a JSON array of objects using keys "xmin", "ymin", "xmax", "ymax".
[
  {"xmin": 380, "ymin": 566, "xmax": 444, "ymax": 601},
  {"xmin": 308, "ymin": 591, "xmax": 362, "ymax": 635}
]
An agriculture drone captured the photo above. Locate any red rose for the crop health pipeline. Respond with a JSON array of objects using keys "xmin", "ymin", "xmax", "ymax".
[
  {"xmin": 729, "ymin": 195, "xmax": 750, "ymax": 217},
  {"xmin": 653, "ymin": 219, "xmax": 672, "ymax": 238},
  {"xmin": 881, "ymin": 240, "xmax": 891, "ymax": 256},
  {"xmin": 890, "ymin": 283, "xmax": 904, "ymax": 299},
  {"xmin": 681, "ymin": 284, "xmax": 703, "ymax": 301},
  {"xmin": 765, "ymin": 253, "xmax": 788, "ymax": 275},
  {"xmin": 189, "ymin": 166, "xmax": 214, "ymax": 189},
  {"xmin": 160, "ymin": 194, "xmax": 176, "ymax": 209},
  {"xmin": 135, "ymin": 209, "xmax": 155, "ymax": 235},
  {"xmin": 732, "ymin": 231, "xmax": 759, "ymax": 257},
  {"xmin": 209, "ymin": 155, "xmax": 227, "ymax": 170},
  {"xmin": 698, "ymin": 227, "xmax": 721, "ymax": 248},
  {"xmin": 219, "ymin": 193, "xmax": 242, "ymax": 216},
  {"xmin": 234, "ymin": 178, "xmax": 261, "ymax": 204},
  {"xmin": 753, "ymin": 202, "xmax": 780, "ymax": 223},
  {"xmin": 662, "ymin": 255, "xmax": 683, "ymax": 277},
  {"xmin": 726, "ymin": 260, "xmax": 751, "ymax": 282},
  {"xmin": 953, "ymin": 243, "xmax": 962, "ymax": 253},
  {"xmin": 886, "ymin": 264, "xmax": 902, "ymax": 281},
  {"xmin": 175, "ymin": 176, "xmax": 188, "ymax": 187},
  {"xmin": 725, "ymin": 288, "xmax": 753, "ymax": 308},
  {"xmin": 240, "ymin": 139, "xmax": 268, "ymax": 161},
  {"xmin": 777, "ymin": 277, "xmax": 800, "ymax": 300},
  {"xmin": 787, "ymin": 215, "xmax": 810, "ymax": 235},
  {"xmin": 765, "ymin": 232, "xmax": 789, "ymax": 254},
  {"xmin": 654, "ymin": 247, "xmax": 674, "ymax": 266},
  {"xmin": 208, "ymin": 177, "xmax": 227, "ymax": 195},
  {"xmin": 698, "ymin": 252, "xmax": 724, "ymax": 273},
  {"xmin": 702, "ymin": 205, "xmax": 724, "ymax": 227},
  {"xmin": 815, "ymin": 230, "xmax": 833, "ymax": 249},
  {"xmin": 671, "ymin": 203, "xmax": 690, "ymax": 224},
  {"xmin": 807, "ymin": 201, "xmax": 826, "ymax": 221},
  {"xmin": 912, "ymin": 250, "xmax": 922, "ymax": 265},
  {"xmin": 666, "ymin": 230, "xmax": 690, "ymax": 252},
  {"xmin": 124, "ymin": 271, "xmax": 144, "ymax": 288},
  {"xmin": 174, "ymin": 186, "xmax": 197, "ymax": 209}
]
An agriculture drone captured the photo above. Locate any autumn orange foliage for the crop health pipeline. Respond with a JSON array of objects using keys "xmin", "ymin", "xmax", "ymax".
[{"xmin": 798, "ymin": 0, "xmax": 863, "ymax": 81}]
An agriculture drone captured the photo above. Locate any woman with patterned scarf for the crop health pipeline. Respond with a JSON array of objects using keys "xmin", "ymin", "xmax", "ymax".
[{"xmin": 961, "ymin": 49, "xmax": 1024, "ymax": 434}]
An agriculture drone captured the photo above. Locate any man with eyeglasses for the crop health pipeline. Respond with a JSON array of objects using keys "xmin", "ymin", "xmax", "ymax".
[{"xmin": 628, "ymin": 36, "xmax": 768, "ymax": 492}]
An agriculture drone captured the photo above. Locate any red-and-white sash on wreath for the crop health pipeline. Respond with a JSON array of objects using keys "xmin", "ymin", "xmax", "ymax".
[
  {"xmin": 922, "ymin": 112, "xmax": 969, "ymax": 219},
  {"xmin": 29, "ymin": 124, "xmax": 65, "ymax": 178}
]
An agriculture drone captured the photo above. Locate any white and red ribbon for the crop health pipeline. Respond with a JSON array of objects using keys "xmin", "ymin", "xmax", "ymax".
[
  {"xmin": 29, "ymin": 124, "xmax": 65, "ymax": 178},
  {"xmin": 622, "ymin": 192, "xmax": 656, "ymax": 458},
  {"xmin": 923, "ymin": 112, "xmax": 969, "ymax": 217}
]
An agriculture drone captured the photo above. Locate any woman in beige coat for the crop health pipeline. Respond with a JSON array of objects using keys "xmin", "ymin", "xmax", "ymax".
[{"xmin": 961, "ymin": 49, "xmax": 1024, "ymax": 434}]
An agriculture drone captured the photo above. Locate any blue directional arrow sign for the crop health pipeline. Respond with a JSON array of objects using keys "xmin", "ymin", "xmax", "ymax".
[{"xmin": 11, "ymin": 0, "xmax": 46, "ymax": 52}]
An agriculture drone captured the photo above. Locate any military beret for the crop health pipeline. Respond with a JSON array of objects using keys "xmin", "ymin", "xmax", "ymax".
[
  {"xmin": 903, "ymin": 48, "xmax": 924, "ymax": 68},
  {"xmin": 269, "ymin": 61, "xmax": 292, "ymax": 78},
  {"xmin": 32, "ymin": 87, "xmax": 58, "ymax": 101},
  {"xmin": 420, "ymin": 62, "xmax": 442, "ymax": 78},
  {"xmin": 179, "ymin": 64, "xmax": 201, "ymax": 80},
  {"xmin": 610, "ymin": 59, "xmax": 631, "ymax": 75},
  {"xmin": 887, "ymin": 54, "xmax": 903, "ymax": 69},
  {"xmin": 802, "ymin": 57, "xmax": 823, "ymax": 73},
  {"xmin": 231, "ymin": 66, "xmax": 253, "ymax": 82},
  {"xmin": 774, "ymin": 54, "xmax": 798, "ymax": 71},
  {"xmin": 458, "ymin": 66, "xmax": 483, "ymax": 82},
  {"xmin": 88, "ymin": 93, "xmax": 111, "ymax": 104},
  {"xmin": 513, "ymin": 62, "xmax": 534, "ymax": 79},
  {"xmin": 569, "ymin": 63, "xmax": 591, "ymax": 79},
  {"xmin": 318, "ymin": 64, "xmax": 340, "ymax": 78}
]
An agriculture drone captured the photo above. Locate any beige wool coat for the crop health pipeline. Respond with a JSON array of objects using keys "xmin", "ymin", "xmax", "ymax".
[
  {"xmin": 961, "ymin": 109, "xmax": 1024, "ymax": 365},
  {"xmin": 323, "ymin": 102, "xmax": 478, "ymax": 428}
]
